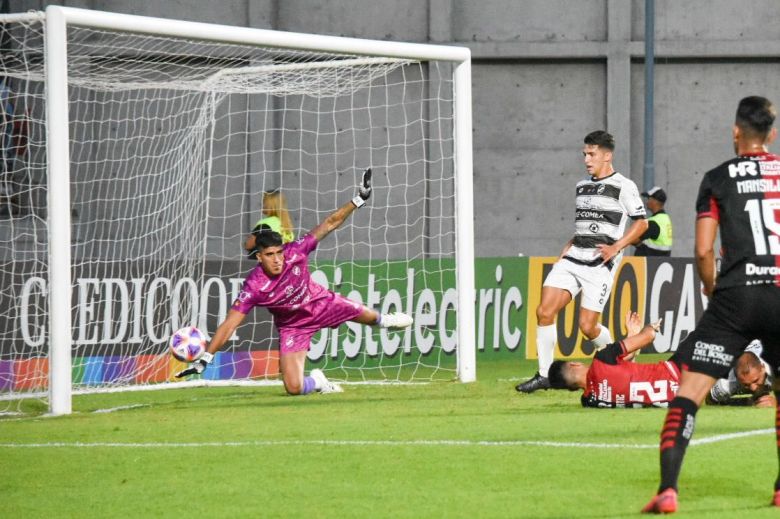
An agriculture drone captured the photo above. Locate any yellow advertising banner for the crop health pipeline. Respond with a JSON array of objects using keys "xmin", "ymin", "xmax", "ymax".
[{"xmin": 525, "ymin": 257, "xmax": 647, "ymax": 359}]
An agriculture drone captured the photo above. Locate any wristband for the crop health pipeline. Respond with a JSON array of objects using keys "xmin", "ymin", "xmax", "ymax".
[{"xmin": 351, "ymin": 196, "xmax": 365, "ymax": 208}]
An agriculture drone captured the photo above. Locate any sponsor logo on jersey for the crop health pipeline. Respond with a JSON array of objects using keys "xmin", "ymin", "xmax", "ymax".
[
  {"xmin": 746, "ymin": 263, "xmax": 780, "ymax": 276},
  {"xmin": 597, "ymin": 184, "xmax": 606, "ymax": 195},
  {"xmin": 238, "ymin": 290, "xmax": 250, "ymax": 302},
  {"xmin": 576, "ymin": 209, "xmax": 606, "ymax": 220},
  {"xmin": 293, "ymin": 266, "xmax": 301, "ymax": 276},
  {"xmin": 760, "ymin": 160, "xmax": 780, "ymax": 175},
  {"xmin": 692, "ymin": 340, "xmax": 733, "ymax": 367},
  {"xmin": 728, "ymin": 161, "xmax": 759, "ymax": 178},
  {"xmin": 597, "ymin": 378, "xmax": 612, "ymax": 402}
]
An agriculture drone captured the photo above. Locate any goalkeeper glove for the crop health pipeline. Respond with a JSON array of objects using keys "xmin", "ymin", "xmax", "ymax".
[
  {"xmin": 351, "ymin": 168, "xmax": 372, "ymax": 208},
  {"xmin": 175, "ymin": 351, "xmax": 214, "ymax": 378}
]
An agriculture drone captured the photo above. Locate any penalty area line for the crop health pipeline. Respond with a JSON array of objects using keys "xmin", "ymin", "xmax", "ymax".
[{"xmin": 0, "ymin": 429, "xmax": 773, "ymax": 449}]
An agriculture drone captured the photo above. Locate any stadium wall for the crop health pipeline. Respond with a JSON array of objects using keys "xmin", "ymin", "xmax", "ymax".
[{"xmin": 11, "ymin": 0, "xmax": 780, "ymax": 257}]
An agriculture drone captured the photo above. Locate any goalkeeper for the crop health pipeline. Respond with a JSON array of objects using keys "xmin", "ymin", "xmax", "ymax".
[{"xmin": 176, "ymin": 168, "xmax": 414, "ymax": 394}]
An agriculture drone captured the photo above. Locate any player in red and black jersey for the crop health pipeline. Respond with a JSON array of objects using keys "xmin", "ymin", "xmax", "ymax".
[
  {"xmin": 548, "ymin": 311, "xmax": 670, "ymax": 408},
  {"xmin": 642, "ymin": 96, "xmax": 780, "ymax": 514}
]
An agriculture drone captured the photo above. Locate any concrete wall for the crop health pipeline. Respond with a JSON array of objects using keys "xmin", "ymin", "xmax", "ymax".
[{"xmin": 12, "ymin": 0, "xmax": 780, "ymax": 258}]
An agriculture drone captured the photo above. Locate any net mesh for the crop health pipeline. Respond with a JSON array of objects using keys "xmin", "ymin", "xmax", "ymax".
[{"xmin": 0, "ymin": 14, "xmax": 458, "ymax": 412}]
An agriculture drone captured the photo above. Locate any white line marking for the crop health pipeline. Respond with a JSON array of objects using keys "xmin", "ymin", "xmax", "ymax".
[
  {"xmin": 0, "ymin": 429, "xmax": 773, "ymax": 449},
  {"xmin": 689, "ymin": 428, "xmax": 773, "ymax": 445},
  {"xmin": 92, "ymin": 404, "xmax": 150, "ymax": 414}
]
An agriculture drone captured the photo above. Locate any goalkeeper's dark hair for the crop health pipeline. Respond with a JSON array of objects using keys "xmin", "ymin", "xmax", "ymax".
[
  {"xmin": 584, "ymin": 130, "xmax": 615, "ymax": 151},
  {"xmin": 547, "ymin": 361, "xmax": 580, "ymax": 391},
  {"xmin": 246, "ymin": 224, "xmax": 283, "ymax": 258},
  {"xmin": 736, "ymin": 96, "xmax": 776, "ymax": 138}
]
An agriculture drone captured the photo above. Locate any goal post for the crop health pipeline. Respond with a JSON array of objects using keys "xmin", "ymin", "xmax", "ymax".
[{"xmin": 0, "ymin": 6, "xmax": 474, "ymax": 415}]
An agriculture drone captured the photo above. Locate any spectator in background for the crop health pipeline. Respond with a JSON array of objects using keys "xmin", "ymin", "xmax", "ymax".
[
  {"xmin": 244, "ymin": 189, "xmax": 296, "ymax": 256},
  {"xmin": 634, "ymin": 186, "xmax": 673, "ymax": 257}
]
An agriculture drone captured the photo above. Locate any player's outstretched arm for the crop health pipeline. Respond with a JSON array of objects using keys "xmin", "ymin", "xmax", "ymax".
[
  {"xmin": 311, "ymin": 168, "xmax": 372, "ymax": 242},
  {"xmin": 175, "ymin": 309, "xmax": 247, "ymax": 378},
  {"xmin": 620, "ymin": 311, "xmax": 662, "ymax": 354}
]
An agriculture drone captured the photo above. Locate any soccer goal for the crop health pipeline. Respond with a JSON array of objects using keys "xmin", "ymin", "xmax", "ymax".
[{"xmin": 0, "ymin": 7, "xmax": 474, "ymax": 415}]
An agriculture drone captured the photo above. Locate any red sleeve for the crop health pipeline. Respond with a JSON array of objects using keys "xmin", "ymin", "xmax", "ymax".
[{"xmin": 697, "ymin": 196, "xmax": 720, "ymax": 221}]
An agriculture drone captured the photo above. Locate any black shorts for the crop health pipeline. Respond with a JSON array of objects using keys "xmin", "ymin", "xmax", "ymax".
[{"xmin": 671, "ymin": 285, "xmax": 780, "ymax": 379}]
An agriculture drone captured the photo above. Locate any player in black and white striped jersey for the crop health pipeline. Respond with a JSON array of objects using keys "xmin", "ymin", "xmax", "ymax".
[{"xmin": 517, "ymin": 130, "xmax": 648, "ymax": 393}]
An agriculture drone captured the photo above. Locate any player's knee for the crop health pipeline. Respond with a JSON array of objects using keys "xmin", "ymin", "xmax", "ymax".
[
  {"xmin": 579, "ymin": 320, "xmax": 599, "ymax": 339},
  {"xmin": 536, "ymin": 305, "xmax": 556, "ymax": 325}
]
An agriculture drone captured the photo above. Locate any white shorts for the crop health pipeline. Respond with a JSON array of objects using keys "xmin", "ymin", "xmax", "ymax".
[{"xmin": 543, "ymin": 258, "xmax": 615, "ymax": 312}]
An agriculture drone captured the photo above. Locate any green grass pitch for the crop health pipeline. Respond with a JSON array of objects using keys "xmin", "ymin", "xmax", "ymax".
[{"xmin": 1, "ymin": 355, "xmax": 778, "ymax": 518}]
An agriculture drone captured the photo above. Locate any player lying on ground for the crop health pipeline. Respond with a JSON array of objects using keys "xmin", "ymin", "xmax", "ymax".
[
  {"xmin": 549, "ymin": 324, "xmax": 774, "ymax": 408},
  {"xmin": 176, "ymin": 168, "xmax": 414, "ymax": 394},
  {"xmin": 707, "ymin": 340, "xmax": 775, "ymax": 407},
  {"xmin": 546, "ymin": 311, "xmax": 668, "ymax": 407}
]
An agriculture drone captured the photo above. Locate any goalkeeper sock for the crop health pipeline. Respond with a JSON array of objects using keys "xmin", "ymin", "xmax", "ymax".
[
  {"xmin": 658, "ymin": 396, "xmax": 698, "ymax": 492},
  {"xmin": 591, "ymin": 325, "xmax": 612, "ymax": 351},
  {"xmin": 302, "ymin": 376, "xmax": 316, "ymax": 395},
  {"xmin": 536, "ymin": 324, "xmax": 556, "ymax": 378}
]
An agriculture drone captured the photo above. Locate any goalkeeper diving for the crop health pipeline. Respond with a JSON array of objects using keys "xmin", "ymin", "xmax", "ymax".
[{"xmin": 176, "ymin": 168, "xmax": 413, "ymax": 394}]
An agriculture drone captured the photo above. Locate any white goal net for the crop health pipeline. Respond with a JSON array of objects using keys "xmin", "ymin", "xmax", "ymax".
[{"xmin": 0, "ymin": 8, "xmax": 474, "ymax": 414}]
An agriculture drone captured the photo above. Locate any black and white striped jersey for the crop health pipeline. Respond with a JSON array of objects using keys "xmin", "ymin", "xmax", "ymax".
[{"xmin": 565, "ymin": 172, "xmax": 646, "ymax": 266}]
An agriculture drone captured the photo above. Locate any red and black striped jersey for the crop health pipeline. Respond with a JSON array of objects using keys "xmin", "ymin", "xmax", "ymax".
[
  {"xmin": 582, "ymin": 342, "xmax": 681, "ymax": 408},
  {"xmin": 696, "ymin": 152, "xmax": 780, "ymax": 289}
]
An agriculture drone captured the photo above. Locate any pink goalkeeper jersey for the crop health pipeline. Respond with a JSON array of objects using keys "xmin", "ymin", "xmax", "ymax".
[{"xmin": 231, "ymin": 234, "xmax": 356, "ymax": 329}]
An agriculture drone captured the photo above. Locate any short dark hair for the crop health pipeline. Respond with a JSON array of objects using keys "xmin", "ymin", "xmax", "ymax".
[
  {"xmin": 246, "ymin": 224, "xmax": 283, "ymax": 258},
  {"xmin": 584, "ymin": 130, "xmax": 615, "ymax": 151},
  {"xmin": 736, "ymin": 96, "xmax": 776, "ymax": 138},
  {"xmin": 735, "ymin": 350, "xmax": 762, "ymax": 375},
  {"xmin": 547, "ymin": 360, "xmax": 580, "ymax": 391}
]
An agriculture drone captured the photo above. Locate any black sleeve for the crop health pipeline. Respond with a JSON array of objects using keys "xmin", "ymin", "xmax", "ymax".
[
  {"xmin": 638, "ymin": 220, "xmax": 660, "ymax": 241},
  {"xmin": 593, "ymin": 342, "xmax": 624, "ymax": 365}
]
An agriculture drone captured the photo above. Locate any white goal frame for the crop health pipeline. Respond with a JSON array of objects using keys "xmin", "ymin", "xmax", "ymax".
[{"xmin": 37, "ymin": 6, "xmax": 475, "ymax": 415}]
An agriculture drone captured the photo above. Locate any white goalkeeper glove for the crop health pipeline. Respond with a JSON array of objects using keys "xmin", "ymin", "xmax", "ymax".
[
  {"xmin": 175, "ymin": 351, "xmax": 214, "ymax": 378},
  {"xmin": 351, "ymin": 168, "xmax": 372, "ymax": 208}
]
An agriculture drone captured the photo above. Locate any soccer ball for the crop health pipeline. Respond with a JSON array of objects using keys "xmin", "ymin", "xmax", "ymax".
[{"xmin": 169, "ymin": 326, "xmax": 207, "ymax": 362}]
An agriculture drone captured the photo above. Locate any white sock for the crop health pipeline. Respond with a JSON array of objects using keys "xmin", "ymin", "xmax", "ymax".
[
  {"xmin": 536, "ymin": 324, "xmax": 556, "ymax": 377},
  {"xmin": 591, "ymin": 325, "xmax": 612, "ymax": 351}
]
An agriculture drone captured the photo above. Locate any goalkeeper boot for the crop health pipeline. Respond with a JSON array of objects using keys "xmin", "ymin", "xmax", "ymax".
[
  {"xmin": 515, "ymin": 372, "xmax": 550, "ymax": 393},
  {"xmin": 641, "ymin": 488, "xmax": 678, "ymax": 514},
  {"xmin": 381, "ymin": 312, "xmax": 414, "ymax": 329},
  {"xmin": 310, "ymin": 369, "xmax": 343, "ymax": 394}
]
